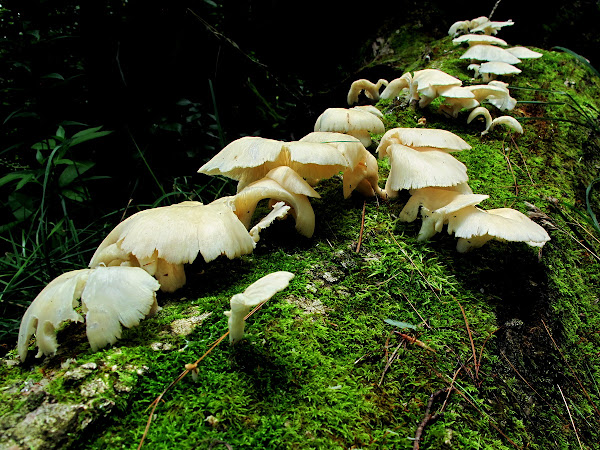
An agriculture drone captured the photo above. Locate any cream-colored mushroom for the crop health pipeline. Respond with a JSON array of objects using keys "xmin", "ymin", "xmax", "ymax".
[
  {"xmin": 380, "ymin": 72, "xmax": 413, "ymax": 100},
  {"xmin": 465, "ymin": 83, "xmax": 517, "ymax": 111},
  {"xmin": 460, "ymin": 44, "xmax": 522, "ymax": 65},
  {"xmin": 488, "ymin": 116, "xmax": 524, "ymax": 134},
  {"xmin": 347, "ymin": 79, "xmax": 388, "ymax": 105},
  {"xmin": 505, "ymin": 46, "xmax": 543, "ymax": 59},
  {"xmin": 89, "ymin": 201, "xmax": 257, "ymax": 292},
  {"xmin": 18, "ymin": 266, "xmax": 160, "ymax": 362},
  {"xmin": 452, "ymin": 34, "xmax": 508, "ymax": 47},
  {"xmin": 198, "ymin": 136, "xmax": 348, "ymax": 191},
  {"xmin": 314, "ymin": 107, "xmax": 385, "ymax": 147},
  {"xmin": 377, "ymin": 127, "xmax": 472, "ymax": 157},
  {"xmin": 447, "ymin": 206, "xmax": 551, "ymax": 252},
  {"xmin": 410, "ymin": 69, "xmax": 463, "ymax": 107},
  {"xmin": 478, "ymin": 61, "xmax": 522, "ymax": 82},
  {"xmin": 225, "ymin": 271, "xmax": 294, "ymax": 343},
  {"xmin": 470, "ymin": 19, "xmax": 514, "ymax": 35},
  {"xmin": 467, "ymin": 106, "xmax": 493, "ymax": 133},
  {"xmin": 300, "ymin": 131, "xmax": 385, "ymax": 198},
  {"xmin": 438, "ymin": 86, "xmax": 479, "ymax": 118}
]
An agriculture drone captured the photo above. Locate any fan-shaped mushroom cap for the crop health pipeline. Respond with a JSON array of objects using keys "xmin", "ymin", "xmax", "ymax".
[
  {"xmin": 18, "ymin": 266, "xmax": 160, "ymax": 362},
  {"xmin": 347, "ymin": 78, "xmax": 388, "ymax": 105},
  {"xmin": 377, "ymin": 127, "xmax": 471, "ymax": 158},
  {"xmin": 380, "ymin": 72, "xmax": 413, "ymax": 100},
  {"xmin": 198, "ymin": 136, "xmax": 348, "ymax": 191},
  {"xmin": 470, "ymin": 19, "xmax": 514, "ymax": 35},
  {"xmin": 489, "ymin": 116, "xmax": 524, "ymax": 134},
  {"xmin": 505, "ymin": 46, "xmax": 543, "ymax": 59},
  {"xmin": 384, "ymin": 144, "xmax": 469, "ymax": 196},
  {"xmin": 447, "ymin": 206, "xmax": 551, "ymax": 252},
  {"xmin": 453, "ymin": 34, "xmax": 508, "ymax": 47},
  {"xmin": 314, "ymin": 107, "xmax": 385, "ymax": 147},
  {"xmin": 468, "ymin": 16, "xmax": 490, "ymax": 29},
  {"xmin": 90, "ymin": 201, "xmax": 256, "ymax": 291},
  {"xmin": 352, "ymin": 105, "xmax": 384, "ymax": 118},
  {"xmin": 411, "ymin": 69, "xmax": 463, "ymax": 107},
  {"xmin": 460, "ymin": 45, "xmax": 522, "ymax": 65},
  {"xmin": 399, "ymin": 187, "xmax": 480, "ymax": 223},
  {"xmin": 225, "ymin": 271, "xmax": 295, "ymax": 343},
  {"xmin": 478, "ymin": 61, "xmax": 522, "ymax": 82}
]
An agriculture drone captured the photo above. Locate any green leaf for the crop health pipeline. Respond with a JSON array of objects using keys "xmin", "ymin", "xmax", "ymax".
[
  {"xmin": 69, "ymin": 126, "xmax": 113, "ymax": 146},
  {"xmin": 42, "ymin": 73, "xmax": 65, "ymax": 81},
  {"xmin": 585, "ymin": 177, "xmax": 600, "ymax": 234},
  {"xmin": 61, "ymin": 187, "xmax": 87, "ymax": 202},
  {"xmin": 0, "ymin": 171, "xmax": 35, "ymax": 189},
  {"xmin": 58, "ymin": 160, "xmax": 95, "ymax": 187},
  {"xmin": 384, "ymin": 319, "xmax": 417, "ymax": 330}
]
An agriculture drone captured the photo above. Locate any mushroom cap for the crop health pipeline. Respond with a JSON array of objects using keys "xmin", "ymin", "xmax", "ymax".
[
  {"xmin": 263, "ymin": 166, "xmax": 321, "ymax": 198},
  {"xmin": 226, "ymin": 271, "xmax": 295, "ymax": 343},
  {"xmin": 467, "ymin": 106, "xmax": 493, "ymax": 131},
  {"xmin": 18, "ymin": 266, "xmax": 160, "ymax": 361},
  {"xmin": 299, "ymin": 131, "xmax": 365, "ymax": 168},
  {"xmin": 439, "ymin": 86, "xmax": 476, "ymax": 99},
  {"xmin": 89, "ymin": 201, "xmax": 256, "ymax": 267},
  {"xmin": 460, "ymin": 44, "xmax": 522, "ymax": 65},
  {"xmin": 447, "ymin": 206, "xmax": 551, "ymax": 251},
  {"xmin": 453, "ymin": 34, "xmax": 508, "ymax": 47},
  {"xmin": 470, "ymin": 19, "xmax": 514, "ymax": 35},
  {"xmin": 411, "ymin": 69, "xmax": 462, "ymax": 106},
  {"xmin": 479, "ymin": 61, "xmax": 522, "ymax": 76},
  {"xmin": 352, "ymin": 105, "xmax": 384, "ymax": 118},
  {"xmin": 505, "ymin": 46, "xmax": 543, "ymax": 59},
  {"xmin": 314, "ymin": 107, "xmax": 385, "ymax": 147},
  {"xmin": 198, "ymin": 136, "xmax": 348, "ymax": 191},
  {"xmin": 448, "ymin": 20, "xmax": 470, "ymax": 37},
  {"xmin": 82, "ymin": 266, "xmax": 161, "ymax": 351},
  {"xmin": 377, "ymin": 127, "xmax": 471, "ymax": 158},
  {"xmin": 489, "ymin": 116, "xmax": 524, "ymax": 134},
  {"xmin": 233, "ymin": 178, "xmax": 317, "ymax": 238},
  {"xmin": 384, "ymin": 144, "xmax": 469, "ymax": 192}
]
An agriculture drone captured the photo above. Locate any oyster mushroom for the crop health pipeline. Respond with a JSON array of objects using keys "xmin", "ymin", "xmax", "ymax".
[
  {"xmin": 89, "ymin": 201, "xmax": 257, "ymax": 292},
  {"xmin": 314, "ymin": 107, "xmax": 385, "ymax": 147},
  {"xmin": 18, "ymin": 266, "xmax": 160, "ymax": 362},
  {"xmin": 460, "ymin": 44, "xmax": 522, "ymax": 65},
  {"xmin": 225, "ymin": 271, "xmax": 295, "ymax": 343},
  {"xmin": 347, "ymin": 78, "xmax": 388, "ymax": 105}
]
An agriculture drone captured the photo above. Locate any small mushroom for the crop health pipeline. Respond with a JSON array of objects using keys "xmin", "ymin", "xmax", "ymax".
[
  {"xmin": 225, "ymin": 271, "xmax": 295, "ymax": 343},
  {"xmin": 18, "ymin": 266, "xmax": 160, "ymax": 362},
  {"xmin": 380, "ymin": 72, "xmax": 413, "ymax": 100},
  {"xmin": 467, "ymin": 106, "xmax": 493, "ymax": 133},
  {"xmin": 314, "ymin": 107, "xmax": 385, "ymax": 147},
  {"xmin": 478, "ymin": 61, "xmax": 522, "ymax": 82},
  {"xmin": 447, "ymin": 206, "xmax": 551, "ymax": 252},
  {"xmin": 347, "ymin": 78, "xmax": 388, "ymax": 105},
  {"xmin": 410, "ymin": 69, "xmax": 463, "ymax": 107},
  {"xmin": 377, "ymin": 127, "xmax": 472, "ymax": 157},
  {"xmin": 470, "ymin": 19, "xmax": 514, "ymax": 35},
  {"xmin": 438, "ymin": 86, "xmax": 479, "ymax": 118},
  {"xmin": 488, "ymin": 116, "xmax": 524, "ymax": 134},
  {"xmin": 465, "ymin": 83, "xmax": 517, "ymax": 111}
]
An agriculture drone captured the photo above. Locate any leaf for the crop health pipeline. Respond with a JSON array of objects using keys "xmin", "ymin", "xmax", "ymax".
[
  {"xmin": 69, "ymin": 126, "xmax": 113, "ymax": 146},
  {"xmin": 58, "ymin": 161, "xmax": 95, "ymax": 187},
  {"xmin": 585, "ymin": 177, "xmax": 600, "ymax": 234},
  {"xmin": 42, "ymin": 73, "xmax": 65, "ymax": 81},
  {"xmin": 0, "ymin": 171, "xmax": 36, "ymax": 189},
  {"xmin": 384, "ymin": 318, "xmax": 417, "ymax": 330}
]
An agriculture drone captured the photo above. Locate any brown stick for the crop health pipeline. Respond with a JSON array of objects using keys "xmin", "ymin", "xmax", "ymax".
[
  {"xmin": 356, "ymin": 200, "xmax": 367, "ymax": 253},
  {"xmin": 413, "ymin": 387, "xmax": 453, "ymax": 450}
]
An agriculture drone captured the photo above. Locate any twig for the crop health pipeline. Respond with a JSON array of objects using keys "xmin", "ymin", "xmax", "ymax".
[
  {"xmin": 394, "ymin": 331, "xmax": 436, "ymax": 353},
  {"xmin": 356, "ymin": 200, "xmax": 366, "ymax": 253},
  {"xmin": 413, "ymin": 387, "xmax": 453, "ymax": 450},
  {"xmin": 511, "ymin": 136, "xmax": 536, "ymax": 186},
  {"xmin": 557, "ymin": 384, "xmax": 584, "ymax": 450},
  {"xmin": 402, "ymin": 292, "xmax": 431, "ymax": 329},
  {"xmin": 379, "ymin": 342, "xmax": 402, "ymax": 386},
  {"xmin": 453, "ymin": 296, "xmax": 479, "ymax": 382},
  {"xmin": 500, "ymin": 141, "xmax": 519, "ymax": 196}
]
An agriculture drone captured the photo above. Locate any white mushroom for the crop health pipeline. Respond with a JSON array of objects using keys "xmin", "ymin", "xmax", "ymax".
[
  {"xmin": 438, "ymin": 86, "xmax": 479, "ymax": 118},
  {"xmin": 410, "ymin": 69, "xmax": 463, "ymax": 107},
  {"xmin": 314, "ymin": 107, "xmax": 386, "ymax": 147},
  {"xmin": 460, "ymin": 45, "xmax": 522, "ymax": 65},
  {"xmin": 89, "ymin": 201, "xmax": 257, "ymax": 292},
  {"xmin": 18, "ymin": 266, "xmax": 160, "ymax": 362},
  {"xmin": 467, "ymin": 106, "xmax": 493, "ymax": 133},
  {"xmin": 225, "ymin": 271, "xmax": 295, "ymax": 343},
  {"xmin": 470, "ymin": 19, "xmax": 514, "ymax": 35},
  {"xmin": 505, "ymin": 46, "xmax": 543, "ymax": 59},
  {"xmin": 489, "ymin": 116, "xmax": 524, "ymax": 134},
  {"xmin": 447, "ymin": 206, "xmax": 551, "ymax": 252},
  {"xmin": 380, "ymin": 72, "xmax": 413, "ymax": 100},
  {"xmin": 478, "ymin": 61, "xmax": 522, "ymax": 82},
  {"xmin": 347, "ymin": 79, "xmax": 388, "ymax": 105},
  {"xmin": 452, "ymin": 34, "xmax": 508, "ymax": 47}
]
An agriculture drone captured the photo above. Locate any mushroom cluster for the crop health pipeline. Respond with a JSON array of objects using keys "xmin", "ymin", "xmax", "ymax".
[{"xmin": 17, "ymin": 13, "xmax": 553, "ymax": 363}]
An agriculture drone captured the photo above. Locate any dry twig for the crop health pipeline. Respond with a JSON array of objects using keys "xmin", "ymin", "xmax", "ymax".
[{"xmin": 413, "ymin": 387, "xmax": 454, "ymax": 450}]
